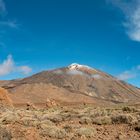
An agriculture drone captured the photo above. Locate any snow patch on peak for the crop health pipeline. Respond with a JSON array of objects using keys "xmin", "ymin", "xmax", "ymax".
[{"xmin": 68, "ymin": 63, "xmax": 94, "ymax": 70}]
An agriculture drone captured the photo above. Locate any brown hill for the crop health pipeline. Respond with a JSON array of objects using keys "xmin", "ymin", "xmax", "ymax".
[{"xmin": 1, "ymin": 63, "xmax": 140, "ymax": 106}]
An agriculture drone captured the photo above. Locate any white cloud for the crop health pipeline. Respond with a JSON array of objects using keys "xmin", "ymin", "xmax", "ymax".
[
  {"xmin": 117, "ymin": 70, "xmax": 136, "ymax": 81},
  {"xmin": 0, "ymin": 55, "xmax": 14, "ymax": 76},
  {"xmin": 17, "ymin": 66, "xmax": 32, "ymax": 75},
  {"xmin": 0, "ymin": 55, "xmax": 32, "ymax": 76},
  {"xmin": 117, "ymin": 65, "xmax": 140, "ymax": 81},
  {"xmin": 126, "ymin": 5, "xmax": 140, "ymax": 42},
  {"xmin": 137, "ymin": 65, "xmax": 140, "ymax": 70},
  {"xmin": 108, "ymin": 0, "xmax": 140, "ymax": 42}
]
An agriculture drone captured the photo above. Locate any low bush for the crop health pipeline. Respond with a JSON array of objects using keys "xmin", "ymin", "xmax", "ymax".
[
  {"xmin": 79, "ymin": 116, "xmax": 92, "ymax": 124},
  {"xmin": 40, "ymin": 125, "xmax": 67, "ymax": 139},
  {"xmin": 92, "ymin": 116, "xmax": 112, "ymax": 125},
  {"xmin": 0, "ymin": 126, "xmax": 12, "ymax": 140},
  {"xmin": 111, "ymin": 114, "xmax": 134, "ymax": 124},
  {"xmin": 75, "ymin": 127, "xmax": 96, "ymax": 138},
  {"xmin": 122, "ymin": 106, "xmax": 137, "ymax": 113}
]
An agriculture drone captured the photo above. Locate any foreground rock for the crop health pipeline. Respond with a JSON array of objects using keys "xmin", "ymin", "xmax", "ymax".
[{"xmin": 0, "ymin": 87, "xmax": 13, "ymax": 109}]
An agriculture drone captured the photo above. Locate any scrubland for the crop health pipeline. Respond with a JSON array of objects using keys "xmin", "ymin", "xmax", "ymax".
[{"xmin": 0, "ymin": 104, "xmax": 140, "ymax": 140}]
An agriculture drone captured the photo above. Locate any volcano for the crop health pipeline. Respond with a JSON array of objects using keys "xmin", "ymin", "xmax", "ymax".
[{"xmin": 0, "ymin": 63, "xmax": 140, "ymax": 107}]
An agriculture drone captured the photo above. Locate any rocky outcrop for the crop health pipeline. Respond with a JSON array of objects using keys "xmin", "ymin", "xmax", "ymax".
[{"xmin": 0, "ymin": 87, "xmax": 13, "ymax": 109}]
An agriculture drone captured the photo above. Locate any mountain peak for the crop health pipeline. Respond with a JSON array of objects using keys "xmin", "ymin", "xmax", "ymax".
[
  {"xmin": 68, "ymin": 63, "xmax": 92, "ymax": 70},
  {"xmin": 1, "ymin": 64, "xmax": 140, "ymax": 106}
]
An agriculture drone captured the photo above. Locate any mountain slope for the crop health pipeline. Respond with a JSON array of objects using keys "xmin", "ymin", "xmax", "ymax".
[{"xmin": 1, "ymin": 63, "xmax": 140, "ymax": 106}]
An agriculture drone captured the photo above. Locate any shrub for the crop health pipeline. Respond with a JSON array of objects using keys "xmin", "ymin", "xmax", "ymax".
[
  {"xmin": 21, "ymin": 118, "xmax": 40, "ymax": 127},
  {"xmin": 111, "ymin": 114, "xmax": 133, "ymax": 124},
  {"xmin": 40, "ymin": 125, "xmax": 67, "ymax": 139},
  {"xmin": 0, "ymin": 112, "xmax": 20, "ymax": 124},
  {"xmin": 75, "ymin": 127, "xmax": 96, "ymax": 138},
  {"xmin": 40, "ymin": 120, "xmax": 54, "ymax": 126},
  {"xmin": 49, "ymin": 115, "xmax": 63, "ymax": 123},
  {"xmin": 60, "ymin": 112, "xmax": 72, "ymax": 121},
  {"xmin": 79, "ymin": 116, "xmax": 92, "ymax": 124},
  {"xmin": 63, "ymin": 125, "xmax": 73, "ymax": 133},
  {"xmin": 122, "ymin": 106, "xmax": 137, "ymax": 113},
  {"xmin": 0, "ymin": 126, "xmax": 12, "ymax": 140},
  {"xmin": 92, "ymin": 116, "xmax": 112, "ymax": 125}
]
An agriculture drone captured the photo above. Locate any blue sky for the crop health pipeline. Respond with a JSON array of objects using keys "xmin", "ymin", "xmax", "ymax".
[{"xmin": 0, "ymin": 0, "xmax": 140, "ymax": 87}]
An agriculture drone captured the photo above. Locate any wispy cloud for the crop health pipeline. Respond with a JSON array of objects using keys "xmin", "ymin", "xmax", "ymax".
[
  {"xmin": 54, "ymin": 68, "xmax": 103, "ymax": 80},
  {"xmin": 91, "ymin": 74, "xmax": 102, "ymax": 79},
  {"xmin": 0, "ymin": 0, "xmax": 20, "ymax": 48},
  {"xmin": 17, "ymin": 66, "xmax": 32, "ymax": 75},
  {"xmin": 117, "ymin": 65, "xmax": 140, "ymax": 81},
  {"xmin": 117, "ymin": 71, "xmax": 136, "ymax": 81},
  {"xmin": 0, "ymin": 20, "xmax": 19, "ymax": 29},
  {"xmin": 0, "ymin": 0, "xmax": 7, "ymax": 16},
  {"xmin": 0, "ymin": 55, "xmax": 32, "ymax": 76},
  {"xmin": 0, "ymin": 0, "xmax": 19, "ymax": 29},
  {"xmin": 107, "ymin": 0, "xmax": 140, "ymax": 42}
]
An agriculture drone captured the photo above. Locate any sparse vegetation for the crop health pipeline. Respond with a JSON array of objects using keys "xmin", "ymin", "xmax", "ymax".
[
  {"xmin": 0, "ymin": 105, "xmax": 140, "ymax": 139},
  {"xmin": 0, "ymin": 126, "xmax": 12, "ymax": 140},
  {"xmin": 111, "ymin": 114, "xmax": 134, "ymax": 124},
  {"xmin": 79, "ymin": 116, "xmax": 92, "ymax": 124},
  {"xmin": 122, "ymin": 106, "xmax": 137, "ymax": 113},
  {"xmin": 92, "ymin": 116, "xmax": 112, "ymax": 125},
  {"xmin": 40, "ymin": 125, "xmax": 67, "ymax": 139},
  {"xmin": 75, "ymin": 127, "xmax": 96, "ymax": 138}
]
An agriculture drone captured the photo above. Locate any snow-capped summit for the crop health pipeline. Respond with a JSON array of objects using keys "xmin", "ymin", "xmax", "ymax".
[{"xmin": 68, "ymin": 63, "xmax": 93, "ymax": 70}]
